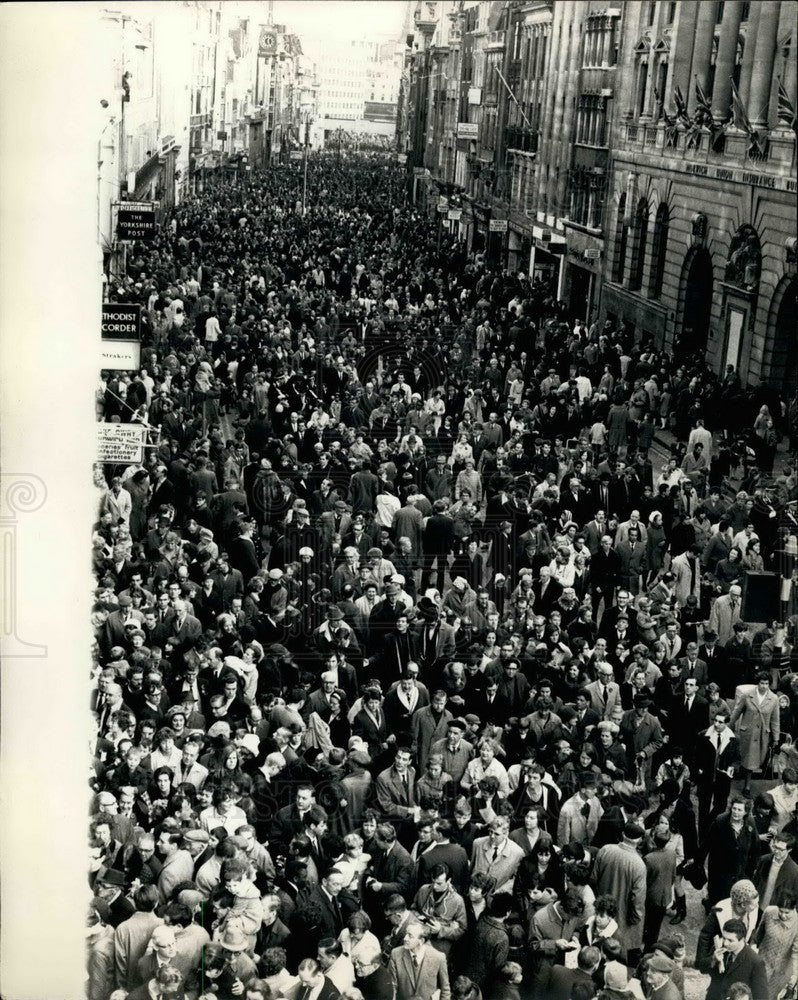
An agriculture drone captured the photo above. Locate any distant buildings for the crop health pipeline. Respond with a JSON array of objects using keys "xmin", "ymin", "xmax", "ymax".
[
  {"xmin": 98, "ymin": 1, "xmax": 316, "ymax": 274},
  {"xmin": 399, "ymin": 0, "xmax": 797, "ymax": 391}
]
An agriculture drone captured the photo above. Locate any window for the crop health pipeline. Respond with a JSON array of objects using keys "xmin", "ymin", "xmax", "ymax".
[
  {"xmin": 629, "ymin": 198, "xmax": 649, "ymax": 291},
  {"xmin": 613, "ymin": 194, "xmax": 628, "ymax": 283},
  {"xmin": 636, "ymin": 61, "xmax": 649, "ymax": 118},
  {"xmin": 648, "ymin": 2, "xmax": 657, "ymax": 27},
  {"xmin": 649, "ymin": 203, "xmax": 669, "ymax": 298}
]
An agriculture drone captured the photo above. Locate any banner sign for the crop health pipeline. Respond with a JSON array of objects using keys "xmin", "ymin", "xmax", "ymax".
[
  {"xmin": 97, "ymin": 423, "xmax": 146, "ymax": 464},
  {"xmin": 116, "ymin": 202, "xmax": 157, "ymax": 242}
]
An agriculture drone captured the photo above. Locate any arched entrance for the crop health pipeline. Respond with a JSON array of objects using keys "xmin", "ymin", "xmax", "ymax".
[
  {"xmin": 677, "ymin": 247, "xmax": 713, "ymax": 360},
  {"xmin": 768, "ymin": 276, "xmax": 798, "ymax": 394}
]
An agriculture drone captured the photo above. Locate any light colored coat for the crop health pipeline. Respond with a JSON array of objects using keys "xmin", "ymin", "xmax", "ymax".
[
  {"xmin": 670, "ymin": 551, "xmax": 701, "ymax": 607},
  {"xmin": 389, "ymin": 943, "xmax": 451, "ymax": 1000},
  {"xmin": 595, "ymin": 841, "xmax": 647, "ymax": 951},
  {"xmin": 708, "ymin": 593, "xmax": 742, "ymax": 644},
  {"xmin": 730, "ymin": 688, "xmax": 780, "ymax": 771},
  {"xmin": 470, "ymin": 835, "xmax": 525, "ymax": 894},
  {"xmin": 113, "ymin": 911, "xmax": 163, "ymax": 991}
]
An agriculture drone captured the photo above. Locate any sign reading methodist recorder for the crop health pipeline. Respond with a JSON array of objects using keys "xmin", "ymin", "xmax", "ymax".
[
  {"xmin": 116, "ymin": 201, "xmax": 157, "ymax": 241},
  {"xmin": 97, "ymin": 424, "xmax": 146, "ymax": 464},
  {"xmin": 101, "ymin": 303, "xmax": 141, "ymax": 370}
]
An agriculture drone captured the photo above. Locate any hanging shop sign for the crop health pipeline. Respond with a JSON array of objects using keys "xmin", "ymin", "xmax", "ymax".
[
  {"xmin": 101, "ymin": 303, "xmax": 141, "ymax": 370},
  {"xmin": 115, "ymin": 201, "xmax": 157, "ymax": 242}
]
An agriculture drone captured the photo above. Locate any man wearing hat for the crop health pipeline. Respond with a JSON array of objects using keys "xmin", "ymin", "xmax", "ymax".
[
  {"xmin": 366, "ymin": 582, "xmax": 410, "ymax": 656},
  {"xmin": 312, "ymin": 603, "xmax": 362, "ymax": 659},
  {"xmin": 94, "ymin": 868, "xmax": 135, "ymax": 928},
  {"xmin": 619, "ymin": 693, "xmax": 663, "ymax": 786},
  {"xmin": 413, "ymin": 596, "xmax": 456, "ymax": 671},
  {"xmin": 595, "ymin": 823, "xmax": 648, "ymax": 965}
]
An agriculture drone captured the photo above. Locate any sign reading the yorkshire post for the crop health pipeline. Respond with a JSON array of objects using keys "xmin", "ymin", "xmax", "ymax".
[
  {"xmin": 116, "ymin": 202, "xmax": 157, "ymax": 241},
  {"xmin": 97, "ymin": 423, "xmax": 146, "ymax": 464}
]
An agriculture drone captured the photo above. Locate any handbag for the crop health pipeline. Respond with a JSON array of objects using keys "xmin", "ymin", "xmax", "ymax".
[{"xmin": 681, "ymin": 858, "xmax": 707, "ymax": 891}]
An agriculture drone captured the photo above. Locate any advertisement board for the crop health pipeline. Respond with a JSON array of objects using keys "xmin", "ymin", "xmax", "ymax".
[{"xmin": 97, "ymin": 424, "xmax": 146, "ymax": 464}]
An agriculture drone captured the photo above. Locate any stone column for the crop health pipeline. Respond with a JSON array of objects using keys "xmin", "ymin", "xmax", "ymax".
[
  {"xmin": 711, "ymin": 0, "xmax": 744, "ymax": 124},
  {"xmin": 666, "ymin": 0, "xmax": 699, "ymax": 110},
  {"xmin": 736, "ymin": 1, "xmax": 760, "ymax": 105},
  {"xmin": 747, "ymin": 1, "xmax": 781, "ymax": 129},
  {"xmin": 688, "ymin": 0, "xmax": 717, "ymax": 113}
]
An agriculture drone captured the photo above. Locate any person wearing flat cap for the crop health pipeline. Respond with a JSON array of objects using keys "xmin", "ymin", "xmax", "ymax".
[{"xmin": 643, "ymin": 953, "xmax": 680, "ymax": 1000}]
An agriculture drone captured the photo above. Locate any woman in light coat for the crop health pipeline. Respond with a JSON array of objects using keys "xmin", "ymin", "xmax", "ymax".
[{"xmin": 730, "ymin": 672, "xmax": 781, "ymax": 785}]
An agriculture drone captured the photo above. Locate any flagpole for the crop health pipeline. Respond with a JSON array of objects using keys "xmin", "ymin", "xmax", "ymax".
[{"xmin": 495, "ymin": 67, "xmax": 534, "ymax": 130}]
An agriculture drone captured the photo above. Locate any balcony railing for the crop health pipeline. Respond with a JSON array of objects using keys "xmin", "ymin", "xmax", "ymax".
[{"xmin": 505, "ymin": 125, "xmax": 538, "ymax": 153}]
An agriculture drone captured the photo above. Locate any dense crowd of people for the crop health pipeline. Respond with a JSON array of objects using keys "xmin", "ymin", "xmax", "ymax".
[{"xmin": 89, "ymin": 153, "xmax": 798, "ymax": 1000}]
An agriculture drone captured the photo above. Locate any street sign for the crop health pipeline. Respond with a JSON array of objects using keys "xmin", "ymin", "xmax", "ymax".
[
  {"xmin": 489, "ymin": 219, "xmax": 508, "ymax": 233},
  {"xmin": 115, "ymin": 202, "xmax": 157, "ymax": 242},
  {"xmin": 584, "ymin": 248, "xmax": 602, "ymax": 259},
  {"xmin": 101, "ymin": 303, "xmax": 141, "ymax": 370},
  {"xmin": 97, "ymin": 423, "xmax": 146, "ymax": 464}
]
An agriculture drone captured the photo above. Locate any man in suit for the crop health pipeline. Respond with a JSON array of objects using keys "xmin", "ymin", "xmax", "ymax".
[
  {"xmin": 167, "ymin": 599, "xmax": 203, "ymax": 653},
  {"xmin": 698, "ymin": 628, "xmax": 729, "ymax": 688},
  {"xmin": 293, "ymin": 957, "xmax": 341, "ymax": 1000},
  {"xmin": 470, "ymin": 816, "xmax": 525, "ymax": 894},
  {"xmin": 365, "ymin": 823, "xmax": 415, "ymax": 905},
  {"xmin": 546, "ymin": 945, "xmax": 602, "ymax": 1000},
  {"xmin": 698, "ymin": 917, "xmax": 768, "ymax": 1000},
  {"xmin": 376, "ymin": 747, "xmax": 419, "ymax": 823},
  {"xmin": 753, "ymin": 833, "xmax": 798, "ymax": 910},
  {"xmin": 599, "ymin": 590, "xmax": 638, "ymax": 642},
  {"xmin": 297, "ymin": 868, "xmax": 357, "ymax": 954},
  {"xmin": 678, "ymin": 642, "xmax": 709, "ymax": 690},
  {"xmin": 585, "ymin": 665, "xmax": 623, "ymax": 720},
  {"xmin": 156, "ymin": 829, "xmax": 194, "ymax": 904},
  {"xmin": 616, "ymin": 527, "xmax": 648, "ymax": 595},
  {"xmin": 573, "ymin": 689, "xmax": 600, "ymax": 741},
  {"xmin": 678, "ymin": 677, "xmax": 710, "ymax": 750},
  {"xmin": 388, "ymin": 920, "xmax": 451, "ymax": 1000},
  {"xmin": 694, "ymin": 710, "xmax": 742, "ymax": 838},
  {"xmin": 413, "ymin": 597, "xmax": 456, "ymax": 672},
  {"xmin": 410, "ymin": 691, "xmax": 453, "ymax": 774},
  {"xmin": 422, "ymin": 500, "xmax": 455, "ymax": 593},
  {"xmin": 532, "ymin": 566, "xmax": 563, "ymax": 618}
]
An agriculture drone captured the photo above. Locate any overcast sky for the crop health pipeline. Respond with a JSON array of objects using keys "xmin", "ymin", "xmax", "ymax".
[{"xmin": 273, "ymin": 0, "xmax": 408, "ymax": 52}]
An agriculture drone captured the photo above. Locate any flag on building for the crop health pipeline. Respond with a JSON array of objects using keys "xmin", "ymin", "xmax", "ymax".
[
  {"xmin": 777, "ymin": 77, "xmax": 796, "ymax": 129},
  {"xmin": 694, "ymin": 76, "xmax": 711, "ymax": 115},
  {"xmin": 730, "ymin": 81, "xmax": 751, "ymax": 132}
]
